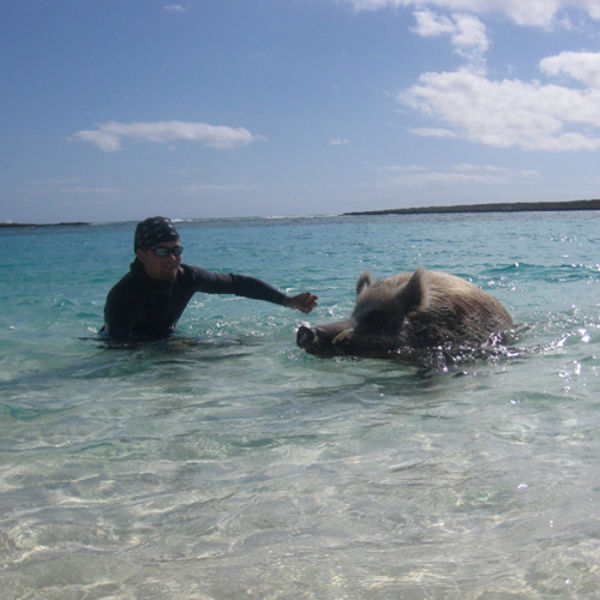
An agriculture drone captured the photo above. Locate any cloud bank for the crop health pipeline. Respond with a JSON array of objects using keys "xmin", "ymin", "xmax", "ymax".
[
  {"xmin": 401, "ymin": 65, "xmax": 600, "ymax": 151},
  {"xmin": 344, "ymin": 0, "xmax": 600, "ymax": 28},
  {"xmin": 73, "ymin": 3, "xmax": 600, "ymax": 157},
  {"xmin": 374, "ymin": 163, "xmax": 540, "ymax": 187},
  {"xmin": 342, "ymin": 1, "xmax": 600, "ymax": 152},
  {"xmin": 540, "ymin": 51, "xmax": 600, "ymax": 87},
  {"xmin": 73, "ymin": 121, "xmax": 263, "ymax": 152}
]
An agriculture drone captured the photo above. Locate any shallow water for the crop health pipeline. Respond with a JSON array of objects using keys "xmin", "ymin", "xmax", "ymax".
[{"xmin": 2, "ymin": 213, "xmax": 600, "ymax": 598}]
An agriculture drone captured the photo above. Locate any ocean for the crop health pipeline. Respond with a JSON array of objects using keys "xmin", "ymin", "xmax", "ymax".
[{"xmin": 2, "ymin": 212, "xmax": 600, "ymax": 599}]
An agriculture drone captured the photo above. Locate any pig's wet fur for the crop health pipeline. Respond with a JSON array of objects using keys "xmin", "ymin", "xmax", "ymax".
[{"xmin": 297, "ymin": 268, "xmax": 514, "ymax": 366}]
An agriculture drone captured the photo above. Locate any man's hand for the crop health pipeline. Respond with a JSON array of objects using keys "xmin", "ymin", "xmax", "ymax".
[{"xmin": 285, "ymin": 292, "xmax": 318, "ymax": 314}]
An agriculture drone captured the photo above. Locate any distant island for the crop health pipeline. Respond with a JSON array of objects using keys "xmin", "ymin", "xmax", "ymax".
[
  {"xmin": 3, "ymin": 199, "xmax": 600, "ymax": 226},
  {"xmin": 343, "ymin": 199, "xmax": 600, "ymax": 216},
  {"xmin": 0, "ymin": 221, "xmax": 90, "ymax": 229}
]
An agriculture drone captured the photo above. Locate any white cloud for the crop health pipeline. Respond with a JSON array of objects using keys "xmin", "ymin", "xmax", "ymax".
[
  {"xmin": 344, "ymin": 0, "xmax": 600, "ymax": 28},
  {"xmin": 72, "ymin": 120, "xmax": 264, "ymax": 152},
  {"xmin": 412, "ymin": 9, "xmax": 455, "ymax": 35},
  {"xmin": 329, "ymin": 137, "xmax": 350, "ymax": 145},
  {"xmin": 164, "ymin": 4, "xmax": 187, "ymax": 14},
  {"xmin": 407, "ymin": 126, "xmax": 457, "ymax": 138},
  {"xmin": 451, "ymin": 13, "xmax": 488, "ymax": 52},
  {"xmin": 373, "ymin": 163, "xmax": 540, "ymax": 186},
  {"xmin": 412, "ymin": 10, "xmax": 488, "ymax": 68},
  {"xmin": 177, "ymin": 183, "xmax": 258, "ymax": 195},
  {"xmin": 540, "ymin": 51, "xmax": 600, "ymax": 88},
  {"xmin": 20, "ymin": 178, "xmax": 119, "ymax": 197},
  {"xmin": 75, "ymin": 129, "xmax": 122, "ymax": 152},
  {"xmin": 60, "ymin": 185, "xmax": 119, "ymax": 195},
  {"xmin": 400, "ymin": 68, "xmax": 600, "ymax": 151}
]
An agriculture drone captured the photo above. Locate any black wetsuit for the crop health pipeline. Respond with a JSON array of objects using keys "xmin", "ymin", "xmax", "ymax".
[{"xmin": 103, "ymin": 260, "xmax": 287, "ymax": 341}]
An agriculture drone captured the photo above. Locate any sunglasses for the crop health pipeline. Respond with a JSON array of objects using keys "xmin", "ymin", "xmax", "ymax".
[{"xmin": 150, "ymin": 246, "xmax": 184, "ymax": 257}]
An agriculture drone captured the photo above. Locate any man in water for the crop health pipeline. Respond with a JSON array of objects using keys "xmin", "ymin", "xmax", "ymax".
[{"xmin": 103, "ymin": 216, "xmax": 318, "ymax": 342}]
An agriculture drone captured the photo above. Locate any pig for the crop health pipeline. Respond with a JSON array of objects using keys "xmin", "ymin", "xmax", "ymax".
[{"xmin": 296, "ymin": 268, "xmax": 513, "ymax": 361}]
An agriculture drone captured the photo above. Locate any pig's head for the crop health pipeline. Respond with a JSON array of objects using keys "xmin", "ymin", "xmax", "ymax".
[{"xmin": 296, "ymin": 269, "xmax": 426, "ymax": 359}]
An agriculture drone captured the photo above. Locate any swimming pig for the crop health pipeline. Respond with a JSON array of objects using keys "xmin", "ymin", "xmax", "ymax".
[{"xmin": 296, "ymin": 268, "xmax": 513, "ymax": 361}]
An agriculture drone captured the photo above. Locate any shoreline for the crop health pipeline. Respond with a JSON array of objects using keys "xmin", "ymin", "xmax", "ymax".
[
  {"xmin": 343, "ymin": 198, "xmax": 600, "ymax": 216},
  {"xmin": 3, "ymin": 198, "xmax": 600, "ymax": 227}
]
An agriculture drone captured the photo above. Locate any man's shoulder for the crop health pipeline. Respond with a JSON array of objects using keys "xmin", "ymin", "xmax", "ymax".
[
  {"xmin": 107, "ymin": 266, "xmax": 143, "ymax": 298},
  {"xmin": 180, "ymin": 263, "xmax": 217, "ymax": 282}
]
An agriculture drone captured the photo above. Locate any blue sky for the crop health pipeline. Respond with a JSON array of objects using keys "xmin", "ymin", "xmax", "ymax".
[{"xmin": 3, "ymin": 0, "xmax": 600, "ymax": 223}]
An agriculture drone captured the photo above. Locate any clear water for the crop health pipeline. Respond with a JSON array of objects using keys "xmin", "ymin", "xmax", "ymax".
[{"xmin": 2, "ymin": 213, "xmax": 600, "ymax": 599}]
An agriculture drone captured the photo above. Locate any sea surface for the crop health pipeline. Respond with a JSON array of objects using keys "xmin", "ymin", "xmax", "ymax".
[{"xmin": 2, "ymin": 212, "xmax": 600, "ymax": 599}]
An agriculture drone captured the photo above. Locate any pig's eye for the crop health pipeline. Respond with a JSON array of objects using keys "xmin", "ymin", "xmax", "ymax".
[{"xmin": 360, "ymin": 310, "xmax": 388, "ymax": 331}]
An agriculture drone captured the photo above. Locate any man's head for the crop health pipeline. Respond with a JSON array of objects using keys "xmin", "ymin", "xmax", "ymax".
[
  {"xmin": 134, "ymin": 216, "xmax": 183, "ymax": 282},
  {"xmin": 134, "ymin": 216, "xmax": 180, "ymax": 252}
]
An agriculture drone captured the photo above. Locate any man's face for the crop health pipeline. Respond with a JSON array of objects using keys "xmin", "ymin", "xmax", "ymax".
[{"xmin": 136, "ymin": 241, "xmax": 183, "ymax": 282}]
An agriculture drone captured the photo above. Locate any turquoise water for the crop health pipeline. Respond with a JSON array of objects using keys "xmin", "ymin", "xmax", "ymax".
[{"xmin": 2, "ymin": 213, "xmax": 600, "ymax": 598}]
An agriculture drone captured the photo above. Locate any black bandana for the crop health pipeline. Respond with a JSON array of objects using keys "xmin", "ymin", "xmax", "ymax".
[{"xmin": 134, "ymin": 216, "xmax": 180, "ymax": 251}]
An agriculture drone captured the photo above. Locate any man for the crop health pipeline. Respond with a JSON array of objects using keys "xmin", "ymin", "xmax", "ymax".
[{"xmin": 103, "ymin": 216, "xmax": 318, "ymax": 342}]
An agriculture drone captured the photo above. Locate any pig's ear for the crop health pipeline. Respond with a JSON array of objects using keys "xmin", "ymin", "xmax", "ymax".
[
  {"xmin": 356, "ymin": 272, "xmax": 373, "ymax": 296},
  {"xmin": 396, "ymin": 268, "xmax": 426, "ymax": 312}
]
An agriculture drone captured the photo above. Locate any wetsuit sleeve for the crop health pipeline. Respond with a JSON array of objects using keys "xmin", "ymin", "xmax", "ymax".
[{"xmin": 188, "ymin": 266, "xmax": 288, "ymax": 305}]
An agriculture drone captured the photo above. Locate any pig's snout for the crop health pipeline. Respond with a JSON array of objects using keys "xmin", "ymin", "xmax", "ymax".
[{"xmin": 296, "ymin": 325, "xmax": 317, "ymax": 349}]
